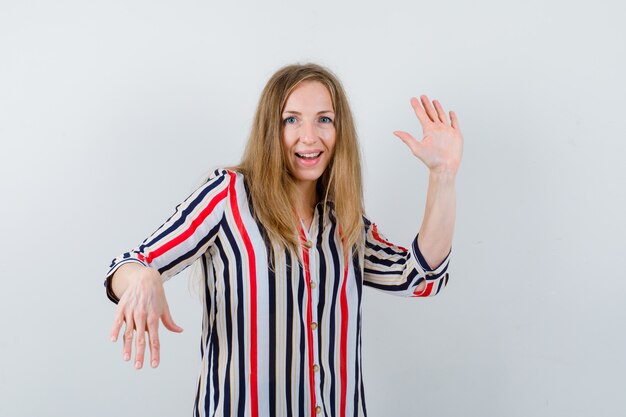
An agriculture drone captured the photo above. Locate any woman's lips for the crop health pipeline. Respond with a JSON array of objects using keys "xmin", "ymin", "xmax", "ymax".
[{"xmin": 295, "ymin": 151, "xmax": 323, "ymax": 166}]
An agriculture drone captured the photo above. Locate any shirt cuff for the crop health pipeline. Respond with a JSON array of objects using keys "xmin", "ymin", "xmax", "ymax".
[
  {"xmin": 103, "ymin": 258, "xmax": 148, "ymax": 305},
  {"xmin": 410, "ymin": 233, "xmax": 451, "ymax": 297}
]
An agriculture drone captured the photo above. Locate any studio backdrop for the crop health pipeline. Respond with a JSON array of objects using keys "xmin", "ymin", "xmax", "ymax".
[{"xmin": 0, "ymin": 1, "xmax": 624, "ymax": 416}]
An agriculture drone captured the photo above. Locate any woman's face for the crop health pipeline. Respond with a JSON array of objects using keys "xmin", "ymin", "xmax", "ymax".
[{"xmin": 281, "ymin": 80, "xmax": 336, "ymax": 188}]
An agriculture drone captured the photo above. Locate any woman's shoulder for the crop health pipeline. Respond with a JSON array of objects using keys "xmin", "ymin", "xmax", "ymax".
[
  {"xmin": 199, "ymin": 168, "xmax": 254, "ymax": 204},
  {"xmin": 359, "ymin": 213, "xmax": 375, "ymax": 230},
  {"xmin": 202, "ymin": 167, "xmax": 246, "ymax": 184}
]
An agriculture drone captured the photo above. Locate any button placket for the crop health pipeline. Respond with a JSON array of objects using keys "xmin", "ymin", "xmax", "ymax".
[
  {"xmin": 308, "ymin": 232, "xmax": 323, "ymax": 407},
  {"xmin": 301, "ymin": 216, "xmax": 323, "ymax": 412}
]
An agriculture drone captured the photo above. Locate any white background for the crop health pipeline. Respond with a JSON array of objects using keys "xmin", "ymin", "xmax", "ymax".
[{"xmin": 1, "ymin": 1, "xmax": 624, "ymax": 416}]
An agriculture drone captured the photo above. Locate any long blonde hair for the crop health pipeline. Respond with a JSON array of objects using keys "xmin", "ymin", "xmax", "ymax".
[{"xmin": 229, "ymin": 62, "xmax": 364, "ymax": 256}]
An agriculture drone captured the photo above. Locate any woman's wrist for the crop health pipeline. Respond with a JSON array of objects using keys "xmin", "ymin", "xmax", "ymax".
[
  {"xmin": 428, "ymin": 168, "xmax": 457, "ymax": 186},
  {"xmin": 112, "ymin": 263, "xmax": 160, "ymax": 300}
]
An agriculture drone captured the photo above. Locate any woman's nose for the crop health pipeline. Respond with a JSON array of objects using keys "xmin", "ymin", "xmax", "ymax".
[{"xmin": 300, "ymin": 122, "xmax": 317, "ymax": 143}]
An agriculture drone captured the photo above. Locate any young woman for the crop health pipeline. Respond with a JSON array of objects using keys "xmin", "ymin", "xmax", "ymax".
[{"xmin": 104, "ymin": 62, "xmax": 463, "ymax": 416}]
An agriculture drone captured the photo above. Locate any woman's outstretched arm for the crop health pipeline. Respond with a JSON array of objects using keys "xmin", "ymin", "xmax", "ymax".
[
  {"xmin": 392, "ymin": 95, "xmax": 463, "ymax": 268},
  {"xmin": 104, "ymin": 168, "xmax": 231, "ymax": 370}
]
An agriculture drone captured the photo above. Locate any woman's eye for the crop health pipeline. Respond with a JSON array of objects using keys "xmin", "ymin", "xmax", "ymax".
[
  {"xmin": 320, "ymin": 116, "xmax": 333, "ymax": 124},
  {"xmin": 284, "ymin": 116, "xmax": 297, "ymax": 124}
]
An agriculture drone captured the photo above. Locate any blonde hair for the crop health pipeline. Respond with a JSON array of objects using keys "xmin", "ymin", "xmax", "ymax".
[{"xmin": 229, "ymin": 62, "xmax": 364, "ymax": 257}]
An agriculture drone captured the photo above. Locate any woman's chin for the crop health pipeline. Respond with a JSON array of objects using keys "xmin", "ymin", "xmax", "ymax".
[{"xmin": 291, "ymin": 169, "xmax": 325, "ymax": 184}]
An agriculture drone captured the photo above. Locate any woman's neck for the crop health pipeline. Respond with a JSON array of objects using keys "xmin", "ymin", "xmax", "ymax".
[{"xmin": 293, "ymin": 180, "xmax": 317, "ymax": 222}]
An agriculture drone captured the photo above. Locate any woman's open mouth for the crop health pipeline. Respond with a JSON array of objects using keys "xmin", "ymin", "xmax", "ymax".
[
  {"xmin": 295, "ymin": 151, "xmax": 323, "ymax": 166},
  {"xmin": 296, "ymin": 151, "xmax": 322, "ymax": 160}
]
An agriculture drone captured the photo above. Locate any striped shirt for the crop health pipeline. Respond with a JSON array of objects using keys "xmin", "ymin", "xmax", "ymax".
[{"xmin": 104, "ymin": 168, "xmax": 451, "ymax": 417}]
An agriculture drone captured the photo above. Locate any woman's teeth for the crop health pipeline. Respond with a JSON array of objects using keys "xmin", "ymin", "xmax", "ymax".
[{"xmin": 296, "ymin": 152, "xmax": 321, "ymax": 159}]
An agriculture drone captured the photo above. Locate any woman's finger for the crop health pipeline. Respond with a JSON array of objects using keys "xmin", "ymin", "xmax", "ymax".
[
  {"xmin": 409, "ymin": 97, "xmax": 432, "ymax": 127},
  {"xmin": 433, "ymin": 100, "xmax": 450, "ymax": 125},
  {"xmin": 133, "ymin": 310, "xmax": 147, "ymax": 369},
  {"xmin": 122, "ymin": 313, "xmax": 135, "ymax": 362},
  {"xmin": 109, "ymin": 307, "xmax": 125, "ymax": 342},
  {"xmin": 420, "ymin": 95, "xmax": 438, "ymax": 123},
  {"xmin": 147, "ymin": 315, "xmax": 161, "ymax": 368},
  {"xmin": 450, "ymin": 111, "xmax": 460, "ymax": 130}
]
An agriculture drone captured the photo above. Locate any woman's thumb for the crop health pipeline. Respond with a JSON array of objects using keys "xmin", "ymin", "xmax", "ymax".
[
  {"xmin": 393, "ymin": 131, "xmax": 423, "ymax": 157},
  {"xmin": 161, "ymin": 304, "xmax": 184, "ymax": 333}
]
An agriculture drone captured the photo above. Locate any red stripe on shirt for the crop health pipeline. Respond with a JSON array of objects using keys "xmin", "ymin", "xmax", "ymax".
[
  {"xmin": 299, "ymin": 225, "xmax": 317, "ymax": 417},
  {"xmin": 146, "ymin": 187, "xmax": 229, "ymax": 263},
  {"xmin": 413, "ymin": 281, "xmax": 433, "ymax": 297},
  {"xmin": 338, "ymin": 226, "xmax": 349, "ymax": 417},
  {"xmin": 371, "ymin": 223, "xmax": 408, "ymax": 252},
  {"xmin": 228, "ymin": 171, "xmax": 259, "ymax": 417}
]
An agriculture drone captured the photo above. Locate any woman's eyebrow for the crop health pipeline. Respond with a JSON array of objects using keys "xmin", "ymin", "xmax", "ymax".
[{"xmin": 283, "ymin": 110, "xmax": 335, "ymax": 115}]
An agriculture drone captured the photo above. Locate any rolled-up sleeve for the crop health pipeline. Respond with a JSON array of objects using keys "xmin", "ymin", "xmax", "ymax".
[
  {"xmin": 362, "ymin": 217, "xmax": 451, "ymax": 298},
  {"xmin": 103, "ymin": 169, "xmax": 231, "ymax": 304}
]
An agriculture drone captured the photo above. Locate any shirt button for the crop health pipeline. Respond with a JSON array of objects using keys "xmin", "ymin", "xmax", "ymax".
[
  {"xmin": 313, "ymin": 364, "xmax": 319, "ymax": 372},
  {"xmin": 311, "ymin": 322, "xmax": 318, "ymax": 330},
  {"xmin": 310, "ymin": 281, "xmax": 317, "ymax": 289},
  {"xmin": 304, "ymin": 240, "xmax": 313, "ymax": 248},
  {"xmin": 315, "ymin": 405, "xmax": 322, "ymax": 414}
]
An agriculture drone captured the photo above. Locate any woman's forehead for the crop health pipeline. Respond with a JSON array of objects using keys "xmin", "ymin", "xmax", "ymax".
[{"xmin": 283, "ymin": 80, "xmax": 334, "ymax": 113}]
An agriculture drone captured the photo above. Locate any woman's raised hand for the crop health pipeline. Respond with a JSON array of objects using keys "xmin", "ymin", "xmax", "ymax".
[
  {"xmin": 393, "ymin": 95, "xmax": 464, "ymax": 176},
  {"xmin": 109, "ymin": 265, "xmax": 183, "ymax": 369}
]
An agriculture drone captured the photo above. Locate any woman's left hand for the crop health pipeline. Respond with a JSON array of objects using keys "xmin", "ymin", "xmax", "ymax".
[{"xmin": 393, "ymin": 95, "xmax": 464, "ymax": 175}]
